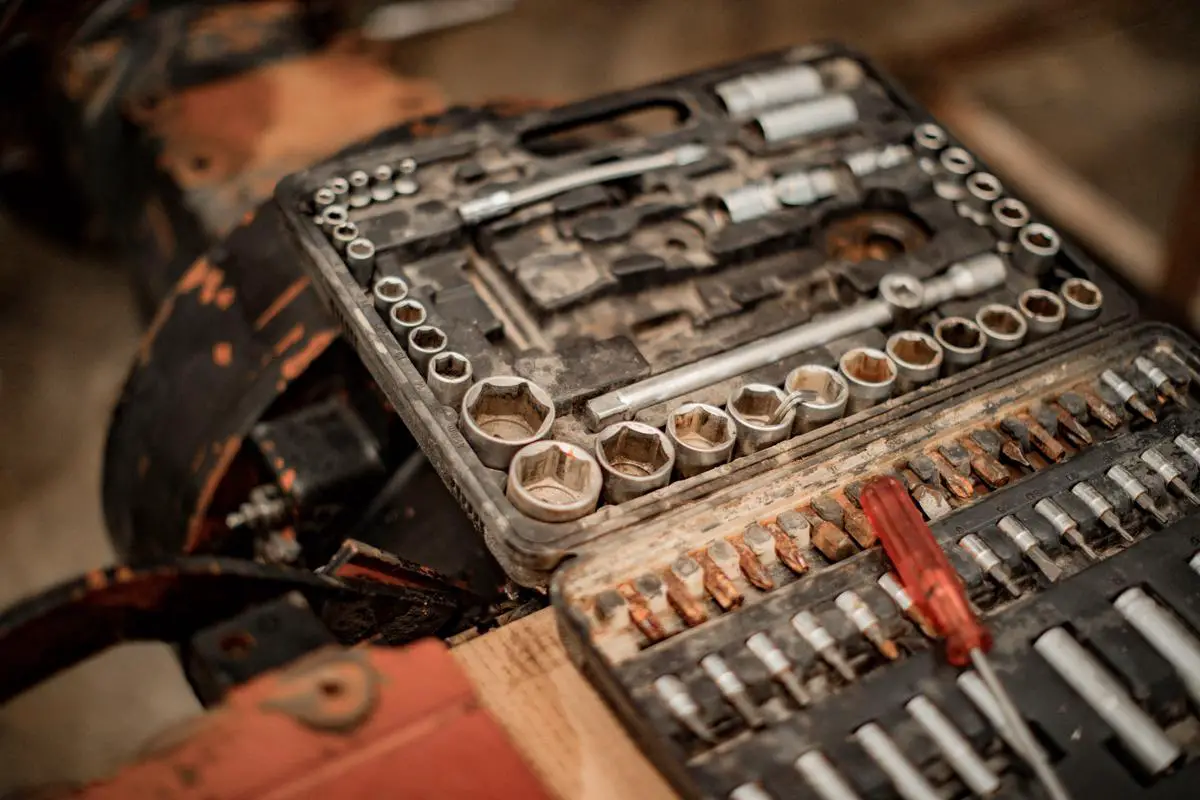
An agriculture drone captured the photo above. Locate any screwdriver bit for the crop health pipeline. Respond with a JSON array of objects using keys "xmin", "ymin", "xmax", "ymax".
[
  {"xmin": 877, "ymin": 572, "xmax": 938, "ymax": 638},
  {"xmin": 811, "ymin": 494, "xmax": 845, "ymax": 527},
  {"xmin": 594, "ymin": 589, "xmax": 631, "ymax": 630},
  {"xmin": 908, "ymin": 454, "xmax": 940, "ymax": 484},
  {"xmin": 733, "ymin": 537, "xmax": 775, "ymax": 590},
  {"xmin": 698, "ymin": 551, "xmax": 744, "ymax": 610},
  {"xmin": 776, "ymin": 510, "xmax": 812, "ymax": 547},
  {"xmin": 999, "ymin": 418, "xmax": 1035, "ymax": 469},
  {"xmin": 667, "ymin": 557, "xmax": 708, "ymax": 627},
  {"xmin": 1108, "ymin": 464, "xmax": 1170, "ymax": 525},
  {"xmin": 1019, "ymin": 412, "xmax": 1066, "ymax": 462},
  {"xmin": 930, "ymin": 451, "xmax": 975, "ymax": 498},
  {"xmin": 843, "ymin": 507, "xmax": 878, "ymax": 548},
  {"xmin": 1081, "ymin": 387, "xmax": 1123, "ymax": 429},
  {"xmin": 813, "ymin": 520, "xmax": 859, "ymax": 562},
  {"xmin": 708, "ymin": 540, "xmax": 743, "ymax": 581},
  {"xmin": 701, "ymin": 654, "xmax": 764, "ymax": 728},
  {"xmin": 962, "ymin": 438, "xmax": 1010, "ymax": 489},
  {"xmin": 792, "ymin": 610, "xmax": 856, "ymax": 682},
  {"xmin": 1052, "ymin": 402, "xmax": 1093, "ymax": 445},
  {"xmin": 836, "ymin": 590, "xmax": 900, "ymax": 659},
  {"xmin": 959, "ymin": 533, "xmax": 1022, "ymax": 597},
  {"xmin": 899, "ymin": 468, "xmax": 954, "ymax": 520},
  {"xmin": 746, "ymin": 632, "xmax": 812, "ymax": 707},
  {"xmin": 938, "ymin": 442, "xmax": 973, "ymax": 476},
  {"xmin": 655, "ymin": 675, "xmax": 715, "ymax": 742},
  {"xmin": 634, "ymin": 573, "xmax": 669, "ymax": 615},
  {"xmin": 998, "ymin": 516, "xmax": 1063, "ymax": 581},
  {"xmin": 969, "ymin": 428, "xmax": 1003, "ymax": 457},
  {"xmin": 1101, "ymin": 369, "xmax": 1158, "ymax": 423},
  {"xmin": 1178, "ymin": 435, "xmax": 1200, "ymax": 469},
  {"xmin": 1072, "ymin": 481, "xmax": 1136, "ymax": 542},
  {"xmin": 742, "ymin": 523, "xmax": 778, "ymax": 566},
  {"xmin": 626, "ymin": 589, "xmax": 669, "ymax": 642},
  {"xmin": 1034, "ymin": 497, "xmax": 1098, "ymax": 560},
  {"xmin": 1135, "ymin": 356, "xmax": 1187, "ymax": 407},
  {"xmin": 1141, "ymin": 449, "xmax": 1200, "ymax": 506},
  {"xmin": 766, "ymin": 522, "xmax": 811, "ymax": 575}
]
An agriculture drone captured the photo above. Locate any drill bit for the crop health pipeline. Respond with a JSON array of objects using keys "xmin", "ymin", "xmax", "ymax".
[
  {"xmin": 1101, "ymin": 369, "xmax": 1157, "ymax": 423},
  {"xmin": 1135, "ymin": 356, "xmax": 1188, "ymax": 408}
]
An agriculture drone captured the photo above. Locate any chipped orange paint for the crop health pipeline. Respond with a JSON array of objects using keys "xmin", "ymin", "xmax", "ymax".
[
  {"xmin": 212, "ymin": 341, "xmax": 234, "ymax": 366},
  {"xmin": 279, "ymin": 468, "xmax": 297, "ymax": 492},
  {"xmin": 281, "ymin": 329, "xmax": 337, "ymax": 380},
  {"xmin": 255, "ymin": 278, "xmax": 310, "ymax": 330},
  {"xmin": 185, "ymin": 435, "xmax": 243, "ymax": 552},
  {"xmin": 273, "ymin": 323, "xmax": 305, "ymax": 356},
  {"xmin": 215, "ymin": 286, "xmax": 236, "ymax": 309}
]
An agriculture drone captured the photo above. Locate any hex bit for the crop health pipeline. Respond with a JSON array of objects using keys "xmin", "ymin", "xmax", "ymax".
[
  {"xmin": 795, "ymin": 750, "xmax": 863, "ymax": 800},
  {"xmin": 1101, "ymin": 369, "xmax": 1157, "ymax": 423},
  {"xmin": 746, "ymin": 632, "xmax": 811, "ymax": 707},
  {"xmin": 959, "ymin": 533, "xmax": 1022, "ymax": 597},
  {"xmin": 1072, "ymin": 481, "xmax": 1135, "ymax": 542},
  {"xmin": 1107, "ymin": 464, "xmax": 1169, "ymax": 525},
  {"xmin": 792, "ymin": 610, "xmax": 855, "ymax": 682},
  {"xmin": 1141, "ymin": 448, "xmax": 1200, "ymax": 506},
  {"xmin": 701, "ymin": 654, "xmax": 763, "ymax": 728},
  {"xmin": 654, "ymin": 675, "xmax": 715, "ymax": 743},
  {"xmin": 998, "ymin": 515, "xmax": 1062, "ymax": 581},
  {"xmin": 1135, "ymin": 356, "xmax": 1187, "ymax": 407},
  {"xmin": 836, "ymin": 590, "xmax": 899, "ymax": 659},
  {"xmin": 877, "ymin": 572, "xmax": 937, "ymax": 638},
  {"xmin": 1034, "ymin": 497, "xmax": 1098, "ymax": 560}
]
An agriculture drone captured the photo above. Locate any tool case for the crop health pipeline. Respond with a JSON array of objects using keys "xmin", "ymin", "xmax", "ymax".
[{"xmin": 279, "ymin": 42, "xmax": 1200, "ymax": 799}]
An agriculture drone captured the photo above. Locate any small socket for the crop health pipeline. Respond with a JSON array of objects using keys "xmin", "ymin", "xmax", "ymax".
[
  {"xmin": 975, "ymin": 303, "xmax": 1027, "ymax": 355},
  {"xmin": 961, "ymin": 172, "xmax": 1004, "ymax": 222},
  {"xmin": 933, "ymin": 317, "xmax": 985, "ymax": 373},
  {"xmin": 839, "ymin": 347, "xmax": 897, "ymax": 414},
  {"xmin": 1061, "ymin": 277, "xmax": 1103, "ymax": 322},
  {"xmin": 460, "ymin": 376, "xmax": 556, "ymax": 470},
  {"xmin": 407, "ymin": 325, "xmax": 447, "ymax": 376},
  {"xmin": 885, "ymin": 331, "xmax": 943, "ymax": 392},
  {"xmin": 344, "ymin": 238, "xmax": 376, "ymax": 285},
  {"xmin": 595, "ymin": 421, "xmax": 675, "ymax": 504},
  {"xmin": 784, "ymin": 364, "xmax": 849, "ymax": 433},
  {"xmin": 666, "ymin": 403, "xmax": 736, "ymax": 478},
  {"xmin": 913, "ymin": 123, "xmax": 948, "ymax": 155},
  {"xmin": 506, "ymin": 440, "xmax": 601, "ymax": 522},
  {"xmin": 319, "ymin": 204, "xmax": 348, "ymax": 234},
  {"xmin": 313, "ymin": 187, "xmax": 336, "ymax": 208},
  {"xmin": 372, "ymin": 275, "xmax": 408, "ymax": 314},
  {"xmin": 1018, "ymin": 288, "xmax": 1066, "ymax": 338},
  {"xmin": 727, "ymin": 383, "xmax": 794, "ymax": 456},
  {"xmin": 1012, "ymin": 223, "xmax": 1060, "ymax": 276},
  {"xmin": 388, "ymin": 298, "xmax": 428, "ymax": 339},
  {"xmin": 331, "ymin": 222, "xmax": 359, "ymax": 252},
  {"xmin": 426, "ymin": 351, "xmax": 473, "ymax": 408},
  {"xmin": 934, "ymin": 146, "xmax": 975, "ymax": 198},
  {"xmin": 990, "ymin": 198, "xmax": 1030, "ymax": 248}
]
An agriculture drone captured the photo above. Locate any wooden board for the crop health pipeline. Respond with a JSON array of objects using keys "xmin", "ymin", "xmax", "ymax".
[{"xmin": 453, "ymin": 609, "xmax": 677, "ymax": 800}]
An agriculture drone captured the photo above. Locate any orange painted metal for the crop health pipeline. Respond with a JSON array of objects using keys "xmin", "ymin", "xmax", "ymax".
[{"xmin": 77, "ymin": 640, "xmax": 556, "ymax": 799}]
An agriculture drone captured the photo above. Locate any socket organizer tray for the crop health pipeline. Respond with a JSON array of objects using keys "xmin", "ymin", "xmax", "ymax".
[{"xmin": 278, "ymin": 43, "xmax": 1200, "ymax": 797}]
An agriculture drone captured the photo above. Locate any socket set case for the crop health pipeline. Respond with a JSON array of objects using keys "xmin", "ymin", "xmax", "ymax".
[{"xmin": 275, "ymin": 43, "xmax": 1200, "ymax": 798}]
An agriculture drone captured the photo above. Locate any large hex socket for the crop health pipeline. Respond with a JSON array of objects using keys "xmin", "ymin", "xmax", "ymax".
[
  {"xmin": 1012, "ymin": 223, "xmax": 1060, "ymax": 276},
  {"xmin": 595, "ymin": 421, "xmax": 675, "ymax": 503},
  {"xmin": 784, "ymin": 365, "xmax": 849, "ymax": 433},
  {"xmin": 407, "ymin": 325, "xmax": 447, "ymax": 376},
  {"xmin": 666, "ymin": 403, "xmax": 736, "ymax": 478},
  {"xmin": 426, "ymin": 351, "xmax": 472, "ymax": 408},
  {"xmin": 1019, "ymin": 289, "xmax": 1066, "ymax": 338},
  {"xmin": 1061, "ymin": 277, "xmax": 1103, "ymax": 322},
  {"xmin": 372, "ymin": 276, "xmax": 408, "ymax": 314},
  {"xmin": 727, "ymin": 383, "xmax": 795, "ymax": 456},
  {"xmin": 839, "ymin": 347, "xmax": 897, "ymax": 414},
  {"xmin": 934, "ymin": 317, "xmax": 985, "ymax": 373},
  {"xmin": 388, "ymin": 298, "xmax": 428, "ymax": 340},
  {"xmin": 885, "ymin": 331, "xmax": 943, "ymax": 393},
  {"xmin": 506, "ymin": 441, "xmax": 601, "ymax": 522},
  {"xmin": 975, "ymin": 304, "xmax": 1027, "ymax": 355},
  {"xmin": 460, "ymin": 376, "xmax": 555, "ymax": 470},
  {"xmin": 989, "ymin": 198, "xmax": 1030, "ymax": 250}
]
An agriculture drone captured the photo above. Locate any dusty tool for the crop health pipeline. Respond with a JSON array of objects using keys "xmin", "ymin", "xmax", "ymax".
[
  {"xmin": 1107, "ymin": 464, "xmax": 1169, "ymax": 525},
  {"xmin": 839, "ymin": 347, "xmax": 897, "ymax": 413},
  {"xmin": 835, "ymin": 590, "xmax": 899, "ymax": 659},
  {"xmin": 372, "ymin": 275, "xmax": 409, "ymax": 314},
  {"xmin": 714, "ymin": 62, "xmax": 826, "ymax": 117},
  {"xmin": 792, "ymin": 610, "xmax": 856, "ymax": 682},
  {"xmin": 933, "ymin": 316, "xmax": 986, "ymax": 373},
  {"xmin": 990, "ymin": 198, "xmax": 1030, "ymax": 251},
  {"xmin": 1018, "ymin": 289, "xmax": 1066, "ymax": 338},
  {"xmin": 654, "ymin": 675, "xmax": 715, "ymax": 742},
  {"xmin": 885, "ymin": 331, "xmax": 943, "ymax": 392},
  {"xmin": 1101, "ymin": 369, "xmax": 1157, "ymax": 423},
  {"xmin": 1072, "ymin": 481, "xmax": 1135, "ymax": 542},
  {"xmin": 460, "ymin": 377, "xmax": 556, "ymax": 469},
  {"xmin": 755, "ymin": 93, "xmax": 859, "ymax": 143},
  {"xmin": 727, "ymin": 384, "xmax": 795, "ymax": 455},
  {"xmin": 854, "ymin": 723, "xmax": 941, "ymax": 800},
  {"xmin": 1034, "ymin": 498, "xmax": 1099, "ymax": 560},
  {"xmin": 1060, "ymin": 277, "xmax": 1104, "ymax": 321},
  {"xmin": 426, "ymin": 351, "xmax": 473, "ymax": 408},
  {"xmin": 795, "ymin": 750, "xmax": 862, "ymax": 800},
  {"xmin": 506, "ymin": 441, "xmax": 602, "ymax": 522},
  {"xmin": 746, "ymin": 632, "xmax": 812, "ymax": 707},
  {"xmin": 388, "ymin": 298, "xmax": 428, "ymax": 340},
  {"xmin": 1115, "ymin": 587, "xmax": 1200, "ymax": 704},
  {"xmin": 407, "ymin": 325, "xmax": 447, "ymax": 376},
  {"xmin": 1141, "ymin": 448, "xmax": 1200, "ymax": 506},
  {"xmin": 1135, "ymin": 356, "xmax": 1187, "ymax": 407},
  {"xmin": 906, "ymin": 695, "xmax": 1001, "ymax": 797},
  {"xmin": 701, "ymin": 654, "xmax": 764, "ymax": 728},
  {"xmin": 975, "ymin": 304, "xmax": 1027, "ymax": 355},
  {"xmin": 784, "ymin": 365, "xmax": 849, "ymax": 433},
  {"xmin": 1012, "ymin": 223, "xmax": 1061, "ymax": 276},
  {"xmin": 961, "ymin": 172, "xmax": 1003, "ymax": 224},
  {"xmin": 997, "ymin": 515, "xmax": 1062, "ymax": 581},
  {"xmin": 595, "ymin": 422, "xmax": 675, "ymax": 503},
  {"xmin": 666, "ymin": 403, "xmax": 737, "ymax": 478},
  {"xmin": 1176, "ymin": 434, "xmax": 1200, "ymax": 468},
  {"xmin": 585, "ymin": 254, "xmax": 1007, "ymax": 429},
  {"xmin": 877, "ymin": 572, "xmax": 938, "ymax": 637},
  {"xmin": 959, "ymin": 534, "xmax": 1022, "ymax": 598},
  {"xmin": 344, "ymin": 238, "xmax": 376, "ymax": 285}
]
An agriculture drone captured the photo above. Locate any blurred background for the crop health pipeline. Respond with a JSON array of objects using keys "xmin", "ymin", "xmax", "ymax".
[{"xmin": 1, "ymin": 0, "xmax": 1198, "ymax": 792}]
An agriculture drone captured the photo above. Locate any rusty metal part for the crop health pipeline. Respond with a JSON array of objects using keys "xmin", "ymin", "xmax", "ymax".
[
  {"xmin": 930, "ymin": 451, "xmax": 975, "ymax": 499},
  {"xmin": 1081, "ymin": 388, "xmax": 1123, "ymax": 429},
  {"xmin": 843, "ymin": 507, "xmax": 878, "ymax": 548},
  {"xmin": 699, "ymin": 552, "xmax": 744, "ymax": 610},
  {"xmin": 664, "ymin": 572, "xmax": 708, "ymax": 627},
  {"xmin": 821, "ymin": 210, "xmax": 931, "ymax": 263},
  {"xmin": 624, "ymin": 590, "xmax": 668, "ymax": 643},
  {"xmin": 813, "ymin": 520, "xmax": 858, "ymax": 562},
  {"xmin": 1054, "ymin": 403, "xmax": 1094, "ymax": 445},
  {"xmin": 767, "ymin": 523, "xmax": 811, "ymax": 575},
  {"xmin": 76, "ymin": 640, "xmax": 553, "ymax": 799},
  {"xmin": 1019, "ymin": 412, "xmax": 1067, "ymax": 462},
  {"xmin": 733, "ymin": 539, "xmax": 776, "ymax": 591},
  {"xmin": 962, "ymin": 438, "xmax": 1010, "ymax": 489}
]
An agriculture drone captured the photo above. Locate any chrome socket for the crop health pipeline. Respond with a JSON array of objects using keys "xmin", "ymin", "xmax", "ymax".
[
  {"xmin": 326, "ymin": 177, "xmax": 349, "ymax": 205},
  {"xmin": 665, "ymin": 403, "xmax": 736, "ymax": 478},
  {"xmin": 347, "ymin": 169, "xmax": 371, "ymax": 208},
  {"xmin": 371, "ymin": 165, "xmax": 396, "ymax": 203},
  {"xmin": 933, "ymin": 317, "xmax": 985, "ymax": 373},
  {"xmin": 331, "ymin": 221, "xmax": 359, "ymax": 252},
  {"xmin": 839, "ymin": 347, "xmax": 897, "ymax": 414},
  {"xmin": 460, "ymin": 376, "xmax": 555, "ymax": 470},
  {"xmin": 372, "ymin": 275, "xmax": 408, "ymax": 314},
  {"xmin": 714, "ymin": 63, "xmax": 825, "ymax": 118},
  {"xmin": 594, "ymin": 421, "xmax": 675, "ymax": 504},
  {"xmin": 1012, "ymin": 223, "xmax": 1061, "ymax": 276},
  {"xmin": 912, "ymin": 123, "xmax": 948, "ymax": 174},
  {"xmin": 784, "ymin": 365, "xmax": 849, "ymax": 434},
  {"xmin": 933, "ymin": 146, "xmax": 975, "ymax": 200},
  {"xmin": 506, "ymin": 440, "xmax": 601, "ymax": 522},
  {"xmin": 885, "ymin": 331, "xmax": 943, "ymax": 392},
  {"xmin": 319, "ymin": 204, "xmax": 349, "ymax": 234},
  {"xmin": 344, "ymin": 238, "xmax": 376, "ymax": 285},
  {"xmin": 313, "ymin": 186, "xmax": 337, "ymax": 209},
  {"xmin": 406, "ymin": 325, "xmax": 447, "ymax": 376},
  {"xmin": 1018, "ymin": 288, "xmax": 1066, "ymax": 338},
  {"xmin": 974, "ymin": 303, "xmax": 1027, "ymax": 355},
  {"xmin": 727, "ymin": 383, "xmax": 795, "ymax": 456},
  {"xmin": 754, "ymin": 93, "xmax": 859, "ymax": 144},
  {"xmin": 1061, "ymin": 277, "xmax": 1103, "ymax": 322},
  {"xmin": 960, "ymin": 172, "xmax": 1003, "ymax": 224},
  {"xmin": 989, "ymin": 197, "xmax": 1030, "ymax": 251},
  {"xmin": 426, "ymin": 351, "xmax": 472, "ymax": 409},
  {"xmin": 388, "ymin": 298, "xmax": 428, "ymax": 340}
]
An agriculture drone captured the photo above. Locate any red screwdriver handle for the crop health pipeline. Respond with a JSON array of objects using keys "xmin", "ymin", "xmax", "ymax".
[{"xmin": 860, "ymin": 476, "xmax": 991, "ymax": 666}]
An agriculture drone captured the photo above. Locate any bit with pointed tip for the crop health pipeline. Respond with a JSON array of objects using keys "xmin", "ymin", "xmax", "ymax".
[
  {"xmin": 930, "ymin": 451, "xmax": 976, "ymax": 498},
  {"xmin": 999, "ymin": 418, "xmax": 1035, "ymax": 469},
  {"xmin": 1019, "ymin": 412, "xmax": 1066, "ymax": 462},
  {"xmin": 877, "ymin": 572, "xmax": 939, "ymax": 638},
  {"xmin": 767, "ymin": 522, "xmax": 811, "ymax": 575},
  {"xmin": 899, "ymin": 468, "xmax": 954, "ymax": 520},
  {"xmin": 625, "ymin": 589, "xmax": 669, "ymax": 642},
  {"xmin": 962, "ymin": 438, "xmax": 1011, "ymax": 488},
  {"xmin": 1034, "ymin": 497, "xmax": 1099, "ymax": 560},
  {"xmin": 1176, "ymin": 434, "xmax": 1200, "ymax": 468},
  {"xmin": 792, "ymin": 610, "xmax": 856, "ymax": 682},
  {"xmin": 959, "ymin": 534, "xmax": 1023, "ymax": 598},
  {"xmin": 1053, "ymin": 403, "xmax": 1093, "ymax": 445},
  {"xmin": 746, "ymin": 632, "xmax": 811, "ymax": 707},
  {"xmin": 1101, "ymin": 369, "xmax": 1157, "ymax": 423},
  {"xmin": 698, "ymin": 551, "xmax": 744, "ymax": 610},
  {"xmin": 733, "ymin": 537, "xmax": 775, "ymax": 590},
  {"xmin": 1135, "ymin": 356, "xmax": 1187, "ymax": 408},
  {"xmin": 701, "ymin": 654, "xmax": 764, "ymax": 728},
  {"xmin": 836, "ymin": 590, "xmax": 900, "ymax": 660},
  {"xmin": 1080, "ymin": 388, "xmax": 1123, "ymax": 429},
  {"xmin": 1108, "ymin": 464, "xmax": 1170, "ymax": 525},
  {"xmin": 1072, "ymin": 482, "xmax": 1136, "ymax": 542},
  {"xmin": 1140, "ymin": 449, "xmax": 1200, "ymax": 507}
]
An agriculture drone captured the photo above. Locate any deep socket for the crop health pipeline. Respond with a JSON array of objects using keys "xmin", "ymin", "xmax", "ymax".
[
  {"xmin": 933, "ymin": 317, "xmax": 985, "ymax": 373},
  {"xmin": 1114, "ymin": 587, "xmax": 1200, "ymax": 704},
  {"xmin": 975, "ymin": 303, "xmax": 1027, "ymax": 355},
  {"xmin": 839, "ymin": 347, "xmax": 897, "ymax": 413},
  {"xmin": 885, "ymin": 331, "xmax": 943, "ymax": 392},
  {"xmin": 784, "ymin": 364, "xmax": 849, "ymax": 433}
]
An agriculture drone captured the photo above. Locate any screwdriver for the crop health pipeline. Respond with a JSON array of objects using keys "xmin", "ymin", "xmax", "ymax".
[{"xmin": 860, "ymin": 476, "xmax": 1071, "ymax": 800}]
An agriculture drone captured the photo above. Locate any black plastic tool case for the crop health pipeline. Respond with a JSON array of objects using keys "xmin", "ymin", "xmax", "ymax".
[{"xmin": 278, "ymin": 42, "xmax": 1200, "ymax": 798}]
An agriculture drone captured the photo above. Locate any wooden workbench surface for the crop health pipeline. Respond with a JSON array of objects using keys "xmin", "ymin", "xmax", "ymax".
[{"xmin": 453, "ymin": 609, "xmax": 677, "ymax": 800}]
